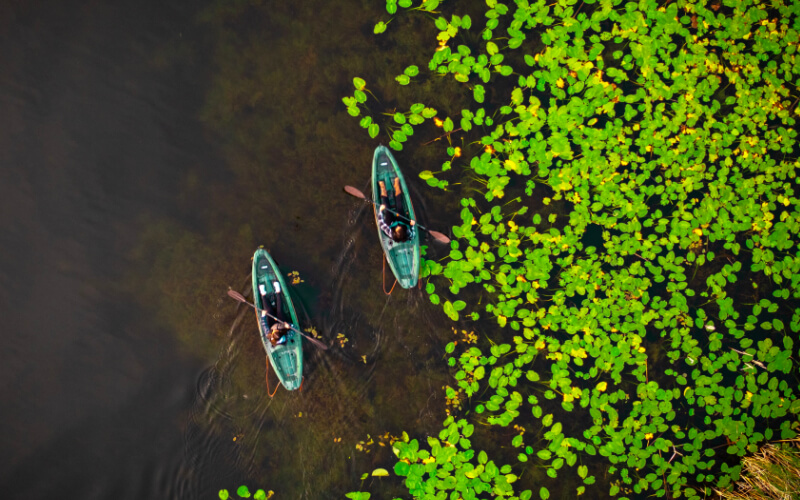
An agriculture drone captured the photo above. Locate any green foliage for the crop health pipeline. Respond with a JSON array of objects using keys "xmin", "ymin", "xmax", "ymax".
[
  {"xmin": 346, "ymin": 0, "xmax": 800, "ymax": 498},
  {"xmin": 219, "ymin": 486, "xmax": 271, "ymax": 500},
  {"xmin": 371, "ymin": 467, "xmax": 390, "ymax": 477},
  {"xmin": 390, "ymin": 416, "xmax": 531, "ymax": 500}
]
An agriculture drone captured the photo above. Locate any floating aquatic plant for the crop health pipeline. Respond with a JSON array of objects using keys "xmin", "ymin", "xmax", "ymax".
[
  {"xmin": 391, "ymin": 416, "xmax": 532, "ymax": 500},
  {"xmin": 346, "ymin": 0, "xmax": 800, "ymax": 498},
  {"xmin": 218, "ymin": 486, "xmax": 271, "ymax": 500}
]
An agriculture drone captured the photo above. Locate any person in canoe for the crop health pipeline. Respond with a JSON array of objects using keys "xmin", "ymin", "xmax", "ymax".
[
  {"xmin": 378, "ymin": 177, "xmax": 416, "ymax": 242},
  {"xmin": 259, "ymin": 282, "xmax": 292, "ymax": 346}
]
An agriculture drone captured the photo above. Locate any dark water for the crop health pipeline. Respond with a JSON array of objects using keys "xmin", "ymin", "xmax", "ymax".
[{"xmin": 0, "ymin": 0, "xmax": 457, "ymax": 498}]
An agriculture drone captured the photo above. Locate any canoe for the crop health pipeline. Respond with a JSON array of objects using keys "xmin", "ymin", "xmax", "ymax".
[
  {"xmin": 251, "ymin": 248, "xmax": 303, "ymax": 391},
  {"xmin": 372, "ymin": 145, "xmax": 420, "ymax": 289}
]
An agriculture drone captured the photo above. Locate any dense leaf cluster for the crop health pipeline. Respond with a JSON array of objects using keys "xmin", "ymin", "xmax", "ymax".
[{"xmin": 345, "ymin": 0, "xmax": 800, "ymax": 498}]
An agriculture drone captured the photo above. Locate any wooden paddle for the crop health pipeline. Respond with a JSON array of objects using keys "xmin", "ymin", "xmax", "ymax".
[
  {"xmin": 343, "ymin": 185, "xmax": 451, "ymax": 244},
  {"xmin": 226, "ymin": 288, "xmax": 329, "ymax": 351}
]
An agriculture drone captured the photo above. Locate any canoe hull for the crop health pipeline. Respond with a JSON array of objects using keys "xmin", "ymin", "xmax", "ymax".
[
  {"xmin": 371, "ymin": 145, "xmax": 420, "ymax": 289},
  {"xmin": 251, "ymin": 248, "xmax": 303, "ymax": 391}
]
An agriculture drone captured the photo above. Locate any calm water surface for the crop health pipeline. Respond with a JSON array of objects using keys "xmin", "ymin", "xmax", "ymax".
[{"xmin": 0, "ymin": 0, "xmax": 456, "ymax": 498}]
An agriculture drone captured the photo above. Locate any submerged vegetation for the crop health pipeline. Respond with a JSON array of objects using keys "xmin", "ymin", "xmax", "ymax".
[
  {"xmin": 345, "ymin": 0, "xmax": 800, "ymax": 498},
  {"xmin": 140, "ymin": 1, "xmax": 454, "ymax": 498}
]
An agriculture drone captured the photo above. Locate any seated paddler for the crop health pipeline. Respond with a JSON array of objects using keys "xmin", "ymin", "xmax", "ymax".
[
  {"xmin": 378, "ymin": 177, "xmax": 416, "ymax": 243},
  {"xmin": 259, "ymin": 282, "xmax": 291, "ymax": 346}
]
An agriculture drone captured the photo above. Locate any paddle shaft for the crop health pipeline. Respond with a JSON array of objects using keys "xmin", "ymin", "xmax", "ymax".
[
  {"xmin": 377, "ymin": 201, "xmax": 420, "ymax": 230},
  {"xmin": 227, "ymin": 289, "xmax": 328, "ymax": 350},
  {"xmin": 347, "ymin": 191, "xmax": 430, "ymax": 232},
  {"xmin": 343, "ymin": 185, "xmax": 450, "ymax": 243}
]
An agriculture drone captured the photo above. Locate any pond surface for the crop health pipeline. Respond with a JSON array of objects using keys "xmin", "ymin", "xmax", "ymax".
[{"xmin": 0, "ymin": 0, "xmax": 459, "ymax": 498}]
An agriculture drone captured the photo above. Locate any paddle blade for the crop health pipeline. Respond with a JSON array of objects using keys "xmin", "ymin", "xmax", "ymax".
[
  {"xmin": 227, "ymin": 288, "xmax": 255, "ymax": 308},
  {"xmin": 429, "ymin": 230, "xmax": 451, "ymax": 244},
  {"xmin": 344, "ymin": 185, "xmax": 367, "ymax": 199},
  {"xmin": 301, "ymin": 331, "xmax": 329, "ymax": 351}
]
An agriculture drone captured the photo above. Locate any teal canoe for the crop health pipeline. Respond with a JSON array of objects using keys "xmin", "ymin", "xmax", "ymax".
[
  {"xmin": 372, "ymin": 145, "xmax": 420, "ymax": 289},
  {"xmin": 251, "ymin": 248, "xmax": 303, "ymax": 391}
]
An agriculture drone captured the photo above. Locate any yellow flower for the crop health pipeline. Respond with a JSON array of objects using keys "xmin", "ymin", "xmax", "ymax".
[
  {"xmin": 453, "ymin": 147, "xmax": 462, "ymax": 157},
  {"xmin": 645, "ymin": 433, "xmax": 653, "ymax": 440},
  {"xmin": 434, "ymin": 117, "xmax": 444, "ymax": 127}
]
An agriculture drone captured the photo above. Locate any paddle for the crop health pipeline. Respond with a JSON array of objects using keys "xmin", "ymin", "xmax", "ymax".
[
  {"xmin": 226, "ymin": 288, "xmax": 329, "ymax": 351},
  {"xmin": 343, "ymin": 185, "xmax": 451, "ymax": 244}
]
